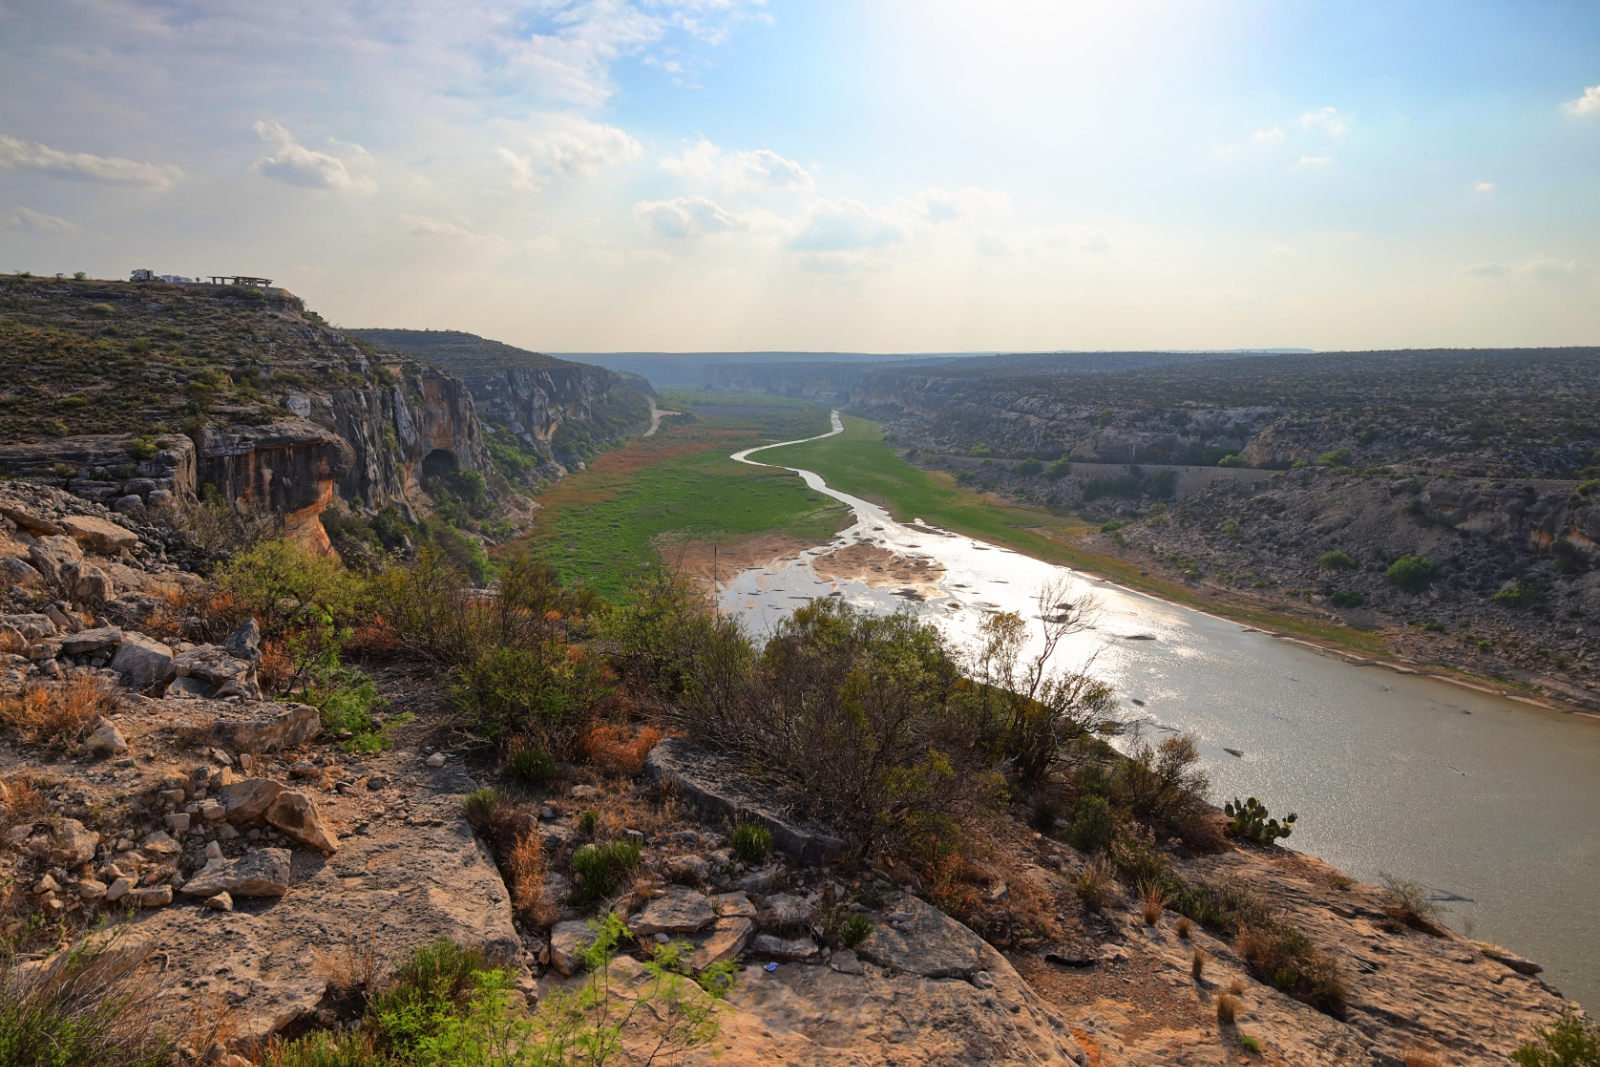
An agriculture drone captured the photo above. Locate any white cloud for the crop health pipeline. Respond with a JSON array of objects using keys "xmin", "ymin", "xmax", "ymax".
[
  {"xmin": 6, "ymin": 207, "xmax": 81, "ymax": 236},
  {"xmin": 1252, "ymin": 128, "xmax": 1285, "ymax": 144},
  {"xmin": 791, "ymin": 199, "xmax": 903, "ymax": 252},
  {"xmin": 660, "ymin": 140, "xmax": 812, "ymax": 194},
  {"xmin": 400, "ymin": 214, "xmax": 504, "ymax": 243},
  {"xmin": 1473, "ymin": 181, "xmax": 1495, "ymax": 193},
  {"xmin": 253, "ymin": 121, "xmax": 375, "ymax": 192},
  {"xmin": 0, "ymin": 133, "xmax": 180, "ymax": 189},
  {"xmin": 1297, "ymin": 107, "xmax": 1348, "ymax": 137},
  {"xmin": 1084, "ymin": 230, "xmax": 1110, "ymax": 254},
  {"xmin": 1297, "ymin": 155, "xmax": 1333, "ymax": 167},
  {"xmin": 501, "ymin": 113, "xmax": 642, "ymax": 192},
  {"xmin": 900, "ymin": 186, "xmax": 1011, "ymax": 223},
  {"xmin": 1561, "ymin": 85, "xmax": 1600, "ymax": 116},
  {"xmin": 634, "ymin": 195, "xmax": 749, "ymax": 238},
  {"xmin": 1459, "ymin": 256, "xmax": 1591, "ymax": 283}
]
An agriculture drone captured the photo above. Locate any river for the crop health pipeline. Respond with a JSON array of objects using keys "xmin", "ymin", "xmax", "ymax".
[{"xmin": 723, "ymin": 412, "xmax": 1600, "ymax": 1006}]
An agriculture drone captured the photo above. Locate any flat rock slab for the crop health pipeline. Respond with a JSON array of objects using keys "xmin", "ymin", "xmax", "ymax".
[
  {"xmin": 692, "ymin": 917, "xmax": 754, "ymax": 970},
  {"xmin": 127, "ymin": 759, "xmax": 518, "ymax": 1044},
  {"xmin": 751, "ymin": 934, "xmax": 820, "ymax": 962},
  {"xmin": 209, "ymin": 702, "xmax": 319, "ymax": 752},
  {"xmin": 60, "ymin": 514, "xmax": 139, "ymax": 554},
  {"xmin": 111, "ymin": 632, "xmax": 175, "ymax": 692},
  {"xmin": 631, "ymin": 885, "xmax": 716, "ymax": 936},
  {"xmin": 180, "ymin": 849, "xmax": 291, "ymax": 898},
  {"xmin": 58, "ymin": 626, "xmax": 121, "ymax": 655},
  {"xmin": 645, "ymin": 738, "xmax": 847, "ymax": 864},
  {"xmin": 856, "ymin": 895, "xmax": 987, "ymax": 979}
]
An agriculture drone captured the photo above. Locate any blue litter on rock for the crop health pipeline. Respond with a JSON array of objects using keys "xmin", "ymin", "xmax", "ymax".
[{"xmin": 763, "ymin": 962, "xmax": 779, "ymax": 972}]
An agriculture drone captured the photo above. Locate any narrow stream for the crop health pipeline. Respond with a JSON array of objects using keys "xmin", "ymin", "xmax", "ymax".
[{"xmin": 724, "ymin": 412, "xmax": 1600, "ymax": 1006}]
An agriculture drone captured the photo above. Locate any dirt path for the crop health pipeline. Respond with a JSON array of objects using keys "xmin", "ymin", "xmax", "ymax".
[{"xmin": 643, "ymin": 397, "xmax": 680, "ymax": 437}]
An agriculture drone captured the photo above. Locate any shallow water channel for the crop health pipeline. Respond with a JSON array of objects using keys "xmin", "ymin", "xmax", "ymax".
[{"xmin": 723, "ymin": 413, "xmax": 1600, "ymax": 1006}]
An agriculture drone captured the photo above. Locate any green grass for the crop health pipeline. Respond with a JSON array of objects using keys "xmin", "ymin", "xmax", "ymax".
[{"xmin": 527, "ymin": 397, "xmax": 848, "ymax": 600}]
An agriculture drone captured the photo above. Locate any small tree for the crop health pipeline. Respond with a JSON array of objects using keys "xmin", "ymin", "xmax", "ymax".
[
  {"xmin": 1513, "ymin": 1011, "xmax": 1600, "ymax": 1067},
  {"xmin": 1385, "ymin": 554, "xmax": 1439, "ymax": 593}
]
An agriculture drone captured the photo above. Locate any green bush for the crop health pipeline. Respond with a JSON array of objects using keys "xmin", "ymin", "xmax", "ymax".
[
  {"xmin": 1097, "ymin": 408, "xmax": 1116, "ymax": 429},
  {"xmin": 1100, "ymin": 518, "xmax": 1133, "ymax": 533},
  {"xmin": 1240, "ymin": 1035, "xmax": 1263, "ymax": 1053},
  {"xmin": 450, "ymin": 645, "xmax": 607, "ymax": 754},
  {"xmin": 578, "ymin": 808, "xmax": 601, "ymax": 835},
  {"xmin": 1318, "ymin": 551, "xmax": 1356, "ymax": 570},
  {"xmin": 841, "ymin": 914, "xmax": 874, "ymax": 948},
  {"xmin": 215, "ymin": 538, "xmax": 365, "ymax": 640},
  {"xmin": 1328, "ymin": 591, "xmax": 1364, "ymax": 608},
  {"xmin": 1046, "ymin": 458, "xmax": 1072, "ymax": 481},
  {"xmin": 967, "ymin": 443, "xmax": 991, "ymax": 457},
  {"xmin": 1384, "ymin": 554, "xmax": 1439, "ymax": 593},
  {"xmin": 1494, "ymin": 580, "xmax": 1543, "ymax": 608},
  {"xmin": 1316, "ymin": 449, "xmax": 1351, "ymax": 468},
  {"xmin": 1514, "ymin": 1011, "xmax": 1600, "ymax": 1067},
  {"xmin": 506, "ymin": 744, "xmax": 558, "ymax": 784},
  {"xmin": 1224, "ymin": 797, "xmax": 1296, "ymax": 845},
  {"xmin": 731, "ymin": 824, "xmax": 773, "ymax": 865},
  {"xmin": 303, "ymin": 666, "xmax": 408, "ymax": 752},
  {"xmin": 1068, "ymin": 795, "xmax": 1116, "ymax": 854},
  {"xmin": 125, "ymin": 436, "xmax": 157, "ymax": 461},
  {"xmin": 571, "ymin": 840, "xmax": 642, "ymax": 902},
  {"xmin": 0, "ymin": 931, "xmax": 173, "ymax": 1067},
  {"xmin": 462, "ymin": 787, "xmax": 499, "ymax": 823},
  {"xmin": 1015, "ymin": 458, "xmax": 1043, "ymax": 476},
  {"xmin": 1217, "ymin": 454, "xmax": 1248, "ymax": 468}
]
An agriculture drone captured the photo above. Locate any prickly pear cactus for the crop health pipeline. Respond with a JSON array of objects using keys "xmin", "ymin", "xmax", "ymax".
[{"xmin": 1224, "ymin": 796, "xmax": 1297, "ymax": 845}]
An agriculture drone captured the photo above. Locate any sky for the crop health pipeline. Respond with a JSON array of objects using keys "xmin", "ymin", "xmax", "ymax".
[{"xmin": 2, "ymin": 0, "xmax": 1599, "ymax": 353}]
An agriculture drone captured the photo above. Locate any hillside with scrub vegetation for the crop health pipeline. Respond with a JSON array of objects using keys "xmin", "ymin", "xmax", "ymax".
[{"xmin": 0, "ymin": 469, "xmax": 1586, "ymax": 1066}]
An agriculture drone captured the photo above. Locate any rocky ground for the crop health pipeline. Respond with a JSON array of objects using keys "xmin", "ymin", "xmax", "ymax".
[{"xmin": 0, "ymin": 483, "xmax": 1581, "ymax": 1065}]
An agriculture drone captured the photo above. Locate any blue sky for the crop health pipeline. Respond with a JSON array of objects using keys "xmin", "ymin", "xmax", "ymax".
[{"xmin": 2, "ymin": 0, "xmax": 1598, "ymax": 352}]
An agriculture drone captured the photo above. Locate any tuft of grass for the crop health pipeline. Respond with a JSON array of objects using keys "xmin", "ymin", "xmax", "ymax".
[
  {"xmin": 571, "ymin": 840, "xmax": 641, "ymax": 902},
  {"xmin": 1240, "ymin": 1034, "xmax": 1262, "ymax": 1054},
  {"xmin": 1175, "ymin": 916, "xmax": 1192, "ymax": 939},
  {"xmin": 506, "ymin": 744, "xmax": 558, "ymax": 785},
  {"xmin": 1139, "ymin": 880, "xmax": 1166, "ymax": 926},
  {"xmin": 462, "ymin": 787, "xmax": 499, "ymax": 823},
  {"xmin": 730, "ymin": 823, "xmax": 773, "ymax": 865},
  {"xmin": 841, "ymin": 914, "xmax": 874, "ymax": 949},
  {"xmin": 1215, "ymin": 992, "xmax": 1239, "ymax": 1024},
  {"xmin": 1191, "ymin": 946, "xmax": 1208, "ymax": 982},
  {"xmin": 0, "ymin": 675, "xmax": 116, "ymax": 746},
  {"xmin": 1075, "ymin": 856, "xmax": 1117, "ymax": 912},
  {"xmin": 577, "ymin": 808, "xmax": 601, "ymax": 835}
]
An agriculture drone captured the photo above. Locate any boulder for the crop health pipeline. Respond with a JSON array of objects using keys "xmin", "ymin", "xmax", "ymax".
[
  {"xmin": 220, "ymin": 778, "xmax": 286, "ymax": 823},
  {"xmin": 78, "ymin": 878, "xmax": 108, "ymax": 902},
  {"xmin": 101, "ymin": 593, "xmax": 166, "ymax": 629},
  {"xmin": 631, "ymin": 885, "xmax": 717, "ymax": 936},
  {"xmin": 1, "ymin": 614, "xmax": 57, "ymax": 640},
  {"xmin": 0, "ymin": 557, "xmax": 44, "ymax": 589},
  {"xmin": 43, "ymin": 604, "xmax": 81, "ymax": 634},
  {"xmin": 691, "ymin": 917, "xmax": 754, "ymax": 970},
  {"xmin": 224, "ymin": 619, "xmax": 262, "ymax": 665},
  {"xmin": 87, "ymin": 722, "xmax": 129, "ymax": 757},
  {"xmin": 28, "ymin": 535, "xmax": 83, "ymax": 587},
  {"xmin": 715, "ymin": 891, "xmax": 759, "ymax": 919},
  {"xmin": 205, "ymin": 891, "xmax": 233, "ymax": 911},
  {"xmin": 127, "ymin": 885, "xmax": 173, "ymax": 908},
  {"xmin": 47, "ymin": 819, "xmax": 101, "ymax": 867},
  {"xmin": 750, "ymin": 934, "xmax": 820, "ymax": 962},
  {"xmin": 550, "ymin": 920, "xmax": 598, "ymax": 976},
  {"xmin": 173, "ymin": 645, "xmax": 261, "ymax": 700},
  {"xmin": 104, "ymin": 877, "xmax": 133, "ymax": 902},
  {"xmin": 856, "ymin": 895, "xmax": 987, "ymax": 979},
  {"xmin": 180, "ymin": 849, "xmax": 292, "ymax": 898},
  {"xmin": 62, "ymin": 561, "xmax": 114, "ymax": 606},
  {"xmin": 111, "ymin": 632, "xmax": 176, "ymax": 692},
  {"xmin": 210, "ymin": 703, "xmax": 320, "ymax": 752},
  {"xmin": 60, "ymin": 514, "xmax": 139, "ymax": 555},
  {"xmin": 645, "ymin": 739, "xmax": 847, "ymax": 864},
  {"xmin": 829, "ymin": 948, "xmax": 865, "ymax": 975},
  {"xmin": 760, "ymin": 893, "xmax": 814, "ymax": 929},
  {"xmin": 0, "ymin": 503, "xmax": 63, "ymax": 535},
  {"xmin": 58, "ymin": 625, "xmax": 121, "ymax": 657},
  {"xmin": 265, "ymin": 791, "xmax": 339, "ymax": 853},
  {"xmin": 141, "ymin": 830, "xmax": 181, "ymax": 856}
]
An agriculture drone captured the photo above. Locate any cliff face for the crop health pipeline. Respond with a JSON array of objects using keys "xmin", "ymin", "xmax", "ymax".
[
  {"xmin": 0, "ymin": 277, "xmax": 496, "ymax": 553},
  {"xmin": 348, "ymin": 329, "xmax": 653, "ymax": 484}
]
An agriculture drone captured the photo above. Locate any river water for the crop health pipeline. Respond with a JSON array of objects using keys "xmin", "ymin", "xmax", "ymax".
[{"xmin": 722, "ymin": 413, "xmax": 1600, "ymax": 1006}]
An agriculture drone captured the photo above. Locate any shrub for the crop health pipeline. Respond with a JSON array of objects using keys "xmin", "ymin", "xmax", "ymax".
[
  {"xmin": 1224, "ymin": 797, "xmax": 1296, "ymax": 845},
  {"xmin": 1108, "ymin": 734, "xmax": 1209, "ymax": 829},
  {"xmin": 507, "ymin": 744, "xmax": 558, "ymax": 785},
  {"xmin": 1329, "ymin": 590, "xmax": 1364, "ymax": 608},
  {"xmin": 1097, "ymin": 408, "xmax": 1116, "ymax": 429},
  {"xmin": 1216, "ymin": 992, "xmax": 1239, "ymax": 1024},
  {"xmin": 1217, "ymin": 454, "xmax": 1248, "ymax": 468},
  {"xmin": 1045, "ymin": 458, "xmax": 1072, "ymax": 481},
  {"xmin": 968, "ymin": 444, "xmax": 992, "ymax": 457},
  {"xmin": 1513, "ymin": 1011, "xmax": 1600, "ymax": 1067},
  {"xmin": 215, "ymin": 538, "xmax": 364, "ymax": 641},
  {"xmin": 578, "ymin": 724, "xmax": 664, "ymax": 778},
  {"xmin": 1385, "ymin": 554, "xmax": 1439, "ymax": 593},
  {"xmin": 1379, "ymin": 871, "xmax": 1449, "ymax": 933},
  {"xmin": 1030, "ymin": 798, "xmax": 1061, "ymax": 836},
  {"xmin": 1495, "ymin": 580, "xmax": 1543, "ymax": 608},
  {"xmin": 578, "ymin": 808, "xmax": 601, "ymax": 835},
  {"xmin": 449, "ymin": 645, "xmax": 608, "ymax": 755},
  {"xmin": 1316, "ymin": 449, "xmax": 1351, "ymax": 468},
  {"xmin": 462, "ymin": 787, "xmax": 499, "ymax": 823},
  {"xmin": 1240, "ymin": 1034, "xmax": 1262, "ymax": 1053},
  {"xmin": 731, "ymin": 823, "xmax": 774, "ymax": 865},
  {"xmin": 1068, "ymin": 796, "xmax": 1116, "ymax": 854},
  {"xmin": 1236, "ymin": 923, "xmax": 1346, "ymax": 1018},
  {"xmin": 0, "ymin": 675, "xmax": 116, "ymax": 745},
  {"xmin": 1015, "ymin": 458, "xmax": 1043, "ymax": 476},
  {"xmin": 571, "ymin": 840, "xmax": 641, "ymax": 902},
  {"xmin": 1318, "ymin": 551, "xmax": 1357, "ymax": 570},
  {"xmin": 0, "ymin": 930, "xmax": 172, "ymax": 1067}
]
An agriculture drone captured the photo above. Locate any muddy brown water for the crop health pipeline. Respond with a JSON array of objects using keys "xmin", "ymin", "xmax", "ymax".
[{"xmin": 722, "ymin": 414, "xmax": 1600, "ymax": 1007}]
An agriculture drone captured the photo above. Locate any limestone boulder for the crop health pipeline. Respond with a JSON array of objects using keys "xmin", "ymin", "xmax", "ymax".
[
  {"xmin": 631, "ymin": 885, "xmax": 716, "ymax": 937},
  {"xmin": 28, "ymin": 535, "xmax": 83, "ymax": 588},
  {"xmin": 750, "ymin": 934, "xmax": 820, "ymax": 962},
  {"xmin": 550, "ymin": 920, "xmax": 598, "ymax": 976},
  {"xmin": 220, "ymin": 778, "xmax": 286, "ymax": 823},
  {"xmin": 0, "ymin": 503, "xmax": 63, "ymax": 535},
  {"xmin": 87, "ymin": 721, "xmax": 129, "ymax": 757},
  {"xmin": 691, "ymin": 917, "xmax": 754, "ymax": 970},
  {"xmin": 265, "ymin": 791, "xmax": 339, "ymax": 853},
  {"xmin": 61, "ymin": 560, "xmax": 114, "ymax": 606},
  {"xmin": 1, "ymin": 614, "xmax": 57, "ymax": 640},
  {"xmin": 760, "ymin": 892, "xmax": 814, "ymax": 929},
  {"xmin": 47, "ymin": 819, "xmax": 101, "ymax": 867},
  {"xmin": 0, "ymin": 556, "xmax": 43, "ymax": 589},
  {"xmin": 60, "ymin": 514, "xmax": 139, "ymax": 555},
  {"xmin": 173, "ymin": 645, "xmax": 262, "ymax": 700},
  {"xmin": 224, "ymin": 619, "xmax": 262, "ymax": 665},
  {"xmin": 180, "ymin": 849, "xmax": 291, "ymax": 898},
  {"xmin": 855, "ymin": 895, "xmax": 987, "ymax": 979},
  {"xmin": 59, "ymin": 625, "xmax": 121, "ymax": 657},
  {"xmin": 210, "ymin": 703, "xmax": 319, "ymax": 752},
  {"xmin": 111, "ymin": 632, "xmax": 176, "ymax": 693}
]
